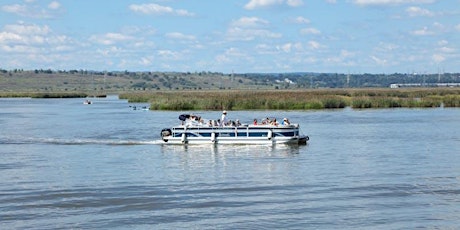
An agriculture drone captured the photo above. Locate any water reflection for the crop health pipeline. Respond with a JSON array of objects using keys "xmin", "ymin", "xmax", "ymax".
[
  {"xmin": 160, "ymin": 144, "xmax": 304, "ymax": 156},
  {"xmin": 159, "ymin": 144, "xmax": 306, "ymax": 171},
  {"xmin": 3, "ymin": 98, "xmax": 460, "ymax": 229},
  {"xmin": 157, "ymin": 144, "xmax": 309, "ymax": 188}
]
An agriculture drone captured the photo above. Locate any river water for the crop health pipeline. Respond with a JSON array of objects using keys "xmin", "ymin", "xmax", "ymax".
[{"xmin": 1, "ymin": 96, "xmax": 459, "ymax": 229}]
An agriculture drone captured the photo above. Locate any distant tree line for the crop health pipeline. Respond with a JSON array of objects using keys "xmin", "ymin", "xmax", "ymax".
[
  {"xmin": 241, "ymin": 72, "xmax": 460, "ymax": 88},
  {"xmin": 1, "ymin": 68, "xmax": 459, "ymax": 89}
]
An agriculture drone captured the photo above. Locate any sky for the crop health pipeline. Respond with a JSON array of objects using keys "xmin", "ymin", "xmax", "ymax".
[{"xmin": 0, "ymin": 0, "xmax": 459, "ymax": 74}]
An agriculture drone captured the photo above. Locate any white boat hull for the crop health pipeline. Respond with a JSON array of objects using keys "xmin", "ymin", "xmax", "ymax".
[
  {"xmin": 160, "ymin": 125, "xmax": 308, "ymax": 145},
  {"xmin": 162, "ymin": 136, "xmax": 305, "ymax": 145}
]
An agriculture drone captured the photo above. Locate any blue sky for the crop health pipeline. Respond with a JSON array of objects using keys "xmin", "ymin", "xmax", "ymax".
[{"xmin": 0, "ymin": 0, "xmax": 459, "ymax": 73}]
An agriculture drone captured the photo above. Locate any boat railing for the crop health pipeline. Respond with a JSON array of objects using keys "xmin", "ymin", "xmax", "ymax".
[{"xmin": 175, "ymin": 123, "xmax": 299, "ymax": 129}]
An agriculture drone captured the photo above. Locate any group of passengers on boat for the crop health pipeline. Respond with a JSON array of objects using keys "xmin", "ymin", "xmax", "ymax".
[
  {"xmin": 254, "ymin": 117, "xmax": 290, "ymax": 126},
  {"xmin": 180, "ymin": 111, "xmax": 292, "ymax": 128}
]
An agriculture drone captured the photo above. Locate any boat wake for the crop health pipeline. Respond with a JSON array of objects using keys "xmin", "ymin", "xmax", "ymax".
[
  {"xmin": 1, "ymin": 136, "xmax": 308, "ymax": 147},
  {"xmin": 1, "ymin": 137, "xmax": 158, "ymax": 146}
]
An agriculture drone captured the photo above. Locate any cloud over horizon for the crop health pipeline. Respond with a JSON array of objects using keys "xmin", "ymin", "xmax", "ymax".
[{"xmin": 0, "ymin": 0, "xmax": 458, "ymax": 73}]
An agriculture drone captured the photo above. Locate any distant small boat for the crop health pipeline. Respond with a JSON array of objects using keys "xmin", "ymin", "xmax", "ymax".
[
  {"xmin": 129, "ymin": 105, "xmax": 149, "ymax": 110},
  {"xmin": 83, "ymin": 100, "xmax": 92, "ymax": 105}
]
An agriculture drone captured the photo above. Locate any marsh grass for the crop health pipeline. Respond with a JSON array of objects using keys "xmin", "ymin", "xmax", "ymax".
[
  {"xmin": 119, "ymin": 88, "xmax": 460, "ymax": 110},
  {"xmin": 442, "ymin": 95, "xmax": 460, "ymax": 107},
  {"xmin": 4, "ymin": 88, "xmax": 458, "ymax": 109},
  {"xmin": 121, "ymin": 90, "xmax": 352, "ymax": 110}
]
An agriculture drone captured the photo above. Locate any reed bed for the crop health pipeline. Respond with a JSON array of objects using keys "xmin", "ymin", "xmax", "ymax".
[
  {"xmin": 351, "ymin": 96, "xmax": 442, "ymax": 108},
  {"xmin": 119, "ymin": 88, "xmax": 460, "ymax": 110}
]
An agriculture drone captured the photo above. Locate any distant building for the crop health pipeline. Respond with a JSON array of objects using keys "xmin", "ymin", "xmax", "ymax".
[
  {"xmin": 284, "ymin": 78, "xmax": 295, "ymax": 84},
  {"xmin": 275, "ymin": 78, "xmax": 295, "ymax": 84},
  {"xmin": 390, "ymin": 83, "xmax": 460, "ymax": 88}
]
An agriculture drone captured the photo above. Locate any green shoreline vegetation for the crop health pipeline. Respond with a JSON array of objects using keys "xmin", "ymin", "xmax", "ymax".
[
  {"xmin": 1, "ymin": 89, "xmax": 459, "ymax": 110},
  {"xmin": 119, "ymin": 88, "xmax": 460, "ymax": 110},
  {"xmin": 1, "ymin": 69, "xmax": 460, "ymax": 109}
]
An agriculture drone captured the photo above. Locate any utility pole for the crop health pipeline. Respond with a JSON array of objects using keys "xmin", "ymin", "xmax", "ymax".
[{"xmin": 346, "ymin": 72, "xmax": 350, "ymax": 88}]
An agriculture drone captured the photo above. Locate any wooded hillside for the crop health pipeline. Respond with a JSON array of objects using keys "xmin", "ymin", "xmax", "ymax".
[{"xmin": 1, "ymin": 69, "xmax": 460, "ymax": 93}]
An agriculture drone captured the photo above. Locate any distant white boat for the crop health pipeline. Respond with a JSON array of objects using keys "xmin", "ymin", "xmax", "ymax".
[
  {"xmin": 129, "ymin": 105, "xmax": 149, "ymax": 111},
  {"xmin": 160, "ymin": 114, "xmax": 309, "ymax": 145},
  {"xmin": 83, "ymin": 100, "xmax": 92, "ymax": 105}
]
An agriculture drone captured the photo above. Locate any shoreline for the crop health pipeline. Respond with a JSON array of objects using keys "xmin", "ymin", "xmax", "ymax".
[
  {"xmin": 2, "ymin": 88, "xmax": 460, "ymax": 109},
  {"xmin": 121, "ymin": 88, "xmax": 460, "ymax": 110}
]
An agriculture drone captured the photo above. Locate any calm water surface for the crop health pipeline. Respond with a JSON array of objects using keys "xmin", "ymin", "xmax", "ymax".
[{"xmin": 1, "ymin": 96, "xmax": 459, "ymax": 229}]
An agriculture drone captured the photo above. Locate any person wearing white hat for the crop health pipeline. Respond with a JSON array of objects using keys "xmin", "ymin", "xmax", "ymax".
[
  {"xmin": 282, "ymin": 118, "xmax": 290, "ymax": 125},
  {"xmin": 220, "ymin": 110, "xmax": 228, "ymax": 127}
]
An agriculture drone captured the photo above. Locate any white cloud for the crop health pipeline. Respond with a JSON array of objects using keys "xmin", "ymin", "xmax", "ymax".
[
  {"xmin": 436, "ymin": 40, "xmax": 455, "ymax": 53},
  {"xmin": 48, "ymin": 1, "xmax": 61, "ymax": 10},
  {"xmin": 1, "ymin": 1, "xmax": 61, "ymax": 18},
  {"xmin": 226, "ymin": 27, "xmax": 282, "ymax": 41},
  {"xmin": 129, "ymin": 4, "xmax": 173, "ymax": 14},
  {"xmin": 300, "ymin": 27, "xmax": 321, "ymax": 35},
  {"xmin": 0, "ymin": 32, "xmax": 22, "ymax": 44},
  {"xmin": 254, "ymin": 43, "xmax": 273, "ymax": 54},
  {"xmin": 411, "ymin": 26, "xmax": 434, "ymax": 36},
  {"xmin": 157, "ymin": 50, "xmax": 183, "ymax": 60},
  {"xmin": 133, "ymin": 40, "xmax": 155, "ymax": 49},
  {"xmin": 0, "ymin": 22, "xmax": 79, "ymax": 70},
  {"xmin": 432, "ymin": 22, "xmax": 445, "ymax": 31},
  {"xmin": 352, "ymin": 0, "xmax": 436, "ymax": 6},
  {"xmin": 437, "ymin": 40, "xmax": 448, "ymax": 46},
  {"xmin": 438, "ymin": 46, "xmax": 455, "ymax": 53},
  {"xmin": 140, "ymin": 57, "xmax": 153, "ymax": 66},
  {"xmin": 286, "ymin": 0, "xmax": 304, "ymax": 7},
  {"xmin": 277, "ymin": 43, "xmax": 292, "ymax": 52},
  {"xmin": 175, "ymin": 9, "xmax": 194, "ymax": 17},
  {"xmin": 89, "ymin": 33, "xmax": 134, "ymax": 45},
  {"xmin": 293, "ymin": 42, "xmax": 303, "ymax": 50},
  {"xmin": 226, "ymin": 17, "xmax": 281, "ymax": 41},
  {"xmin": 215, "ymin": 53, "xmax": 232, "ymax": 63},
  {"xmin": 340, "ymin": 49, "xmax": 356, "ymax": 58},
  {"xmin": 244, "ymin": 0, "xmax": 303, "ymax": 10},
  {"xmin": 325, "ymin": 49, "xmax": 357, "ymax": 66},
  {"xmin": 0, "ymin": 23, "xmax": 52, "ymax": 45},
  {"xmin": 244, "ymin": 0, "xmax": 283, "ymax": 9},
  {"xmin": 27, "ymin": 53, "xmax": 55, "ymax": 64},
  {"xmin": 215, "ymin": 47, "xmax": 251, "ymax": 64},
  {"xmin": 165, "ymin": 32, "xmax": 196, "ymax": 40},
  {"xmin": 292, "ymin": 16, "xmax": 310, "ymax": 24},
  {"xmin": 408, "ymin": 22, "xmax": 446, "ymax": 36},
  {"xmin": 2, "ymin": 4, "xmax": 27, "ymax": 14},
  {"xmin": 308, "ymin": 41, "xmax": 322, "ymax": 49},
  {"xmin": 432, "ymin": 54, "xmax": 445, "ymax": 63},
  {"xmin": 4, "ymin": 23, "xmax": 51, "ymax": 35},
  {"xmin": 257, "ymin": 42, "xmax": 303, "ymax": 55},
  {"xmin": 121, "ymin": 26, "xmax": 157, "ymax": 36},
  {"xmin": 225, "ymin": 47, "xmax": 246, "ymax": 57},
  {"xmin": 370, "ymin": 55, "xmax": 388, "ymax": 65},
  {"xmin": 1, "ymin": 44, "xmax": 35, "ymax": 53},
  {"xmin": 97, "ymin": 46, "xmax": 122, "ymax": 57},
  {"xmin": 129, "ymin": 3, "xmax": 194, "ymax": 16},
  {"xmin": 231, "ymin": 17, "xmax": 269, "ymax": 28},
  {"xmin": 374, "ymin": 42, "xmax": 399, "ymax": 52},
  {"xmin": 406, "ymin": 6, "xmax": 434, "ymax": 17}
]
